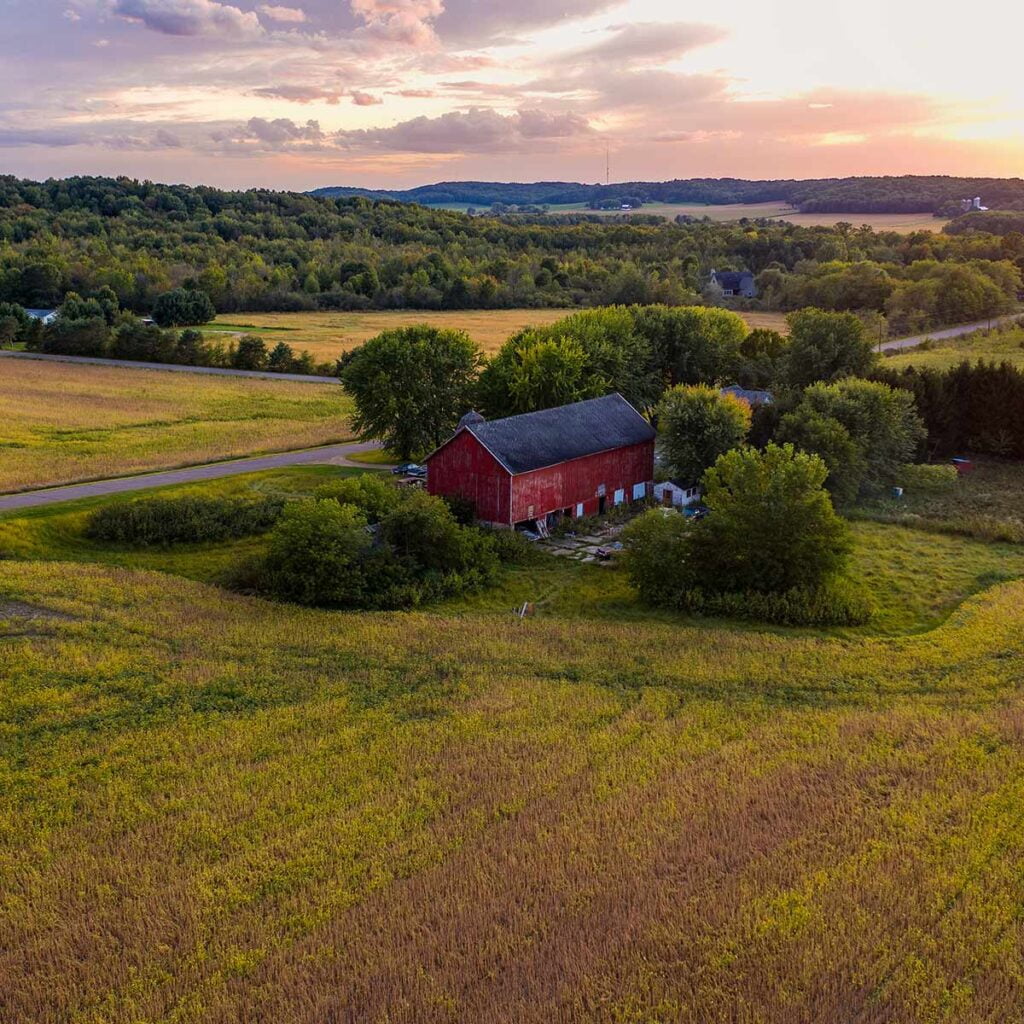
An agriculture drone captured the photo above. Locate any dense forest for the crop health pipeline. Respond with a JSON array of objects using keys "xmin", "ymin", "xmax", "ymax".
[
  {"xmin": 0, "ymin": 175, "xmax": 1021, "ymax": 330},
  {"xmin": 312, "ymin": 175, "xmax": 1024, "ymax": 215}
]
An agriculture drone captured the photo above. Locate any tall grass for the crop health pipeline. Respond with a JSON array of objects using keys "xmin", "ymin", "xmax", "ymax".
[
  {"xmin": 0, "ymin": 359, "xmax": 353, "ymax": 493},
  {"xmin": 3, "ymin": 559, "xmax": 1024, "ymax": 1022}
]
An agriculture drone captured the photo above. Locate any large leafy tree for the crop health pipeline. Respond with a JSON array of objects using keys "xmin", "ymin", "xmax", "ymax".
[
  {"xmin": 477, "ymin": 307, "xmax": 660, "ymax": 416},
  {"xmin": 339, "ymin": 325, "xmax": 483, "ymax": 459},
  {"xmin": 779, "ymin": 377, "xmax": 926, "ymax": 497},
  {"xmin": 691, "ymin": 443, "xmax": 852, "ymax": 593},
  {"xmin": 476, "ymin": 333, "xmax": 607, "ymax": 417},
  {"xmin": 152, "ymin": 288, "xmax": 216, "ymax": 328},
  {"xmin": 783, "ymin": 308, "xmax": 877, "ymax": 388},
  {"xmin": 632, "ymin": 305, "xmax": 746, "ymax": 389},
  {"xmin": 656, "ymin": 384, "xmax": 751, "ymax": 484}
]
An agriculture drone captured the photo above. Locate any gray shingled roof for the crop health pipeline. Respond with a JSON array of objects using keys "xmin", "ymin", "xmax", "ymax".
[
  {"xmin": 449, "ymin": 393, "xmax": 655, "ymax": 475},
  {"xmin": 721, "ymin": 384, "xmax": 773, "ymax": 406}
]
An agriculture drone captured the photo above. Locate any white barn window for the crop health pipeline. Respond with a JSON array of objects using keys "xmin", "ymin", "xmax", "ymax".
[
  {"xmin": 613, "ymin": 488, "xmax": 625, "ymax": 505},
  {"xmin": 632, "ymin": 482, "xmax": 646, "ymax": 501},
  {"xmin": 576, "ymin": 503, "xmax": 584, "ymax": 517}
]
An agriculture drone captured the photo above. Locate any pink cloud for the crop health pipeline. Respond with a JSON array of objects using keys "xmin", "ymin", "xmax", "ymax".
[
  {"xmin": 257, "ymin": 3, "xmax": 307, "ymax": 22},
  {"xmin": 351, "ymin": 90, "xmax": 384, "ymax": 105},
  {"xmin": 112, "ymin": 0, "xmax": 263, "ymax": 38}
]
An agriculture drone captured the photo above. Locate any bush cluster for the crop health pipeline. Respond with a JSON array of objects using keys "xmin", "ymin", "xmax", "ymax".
[
  {"xmin": 87, "ymin": 496, "xmax": 284, "ymax": 546},
  {"xmin": 259, "ymin": 484, "xmax": 523, "ymax": 609}
]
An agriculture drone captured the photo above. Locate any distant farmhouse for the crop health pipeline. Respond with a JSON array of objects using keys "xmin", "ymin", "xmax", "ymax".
[
  {"xmin": 960, "ymin": 197, "xmax": 989, "ymax": 213},
  {"xmin": 24, "ymin": 308, "xmax": 58, "ymax": 325},
  {"xmin": 720, "ymin": 384, "xmax": 773, "ymax": 407},
  {"xmin": 709, "ymin": 269, "xmax": 757, "ymax": 299},
  {"xmin": 426, "ymin": 394, "xmax": 656, "ymax": 530}
]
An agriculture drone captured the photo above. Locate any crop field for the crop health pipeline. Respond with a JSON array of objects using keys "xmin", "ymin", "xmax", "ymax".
[
  {"xmin": 208, "ymin": 308, "xmax": 791, "ymax": 361},
  {"xmin": 434, "ymin": 200, "xmax": 948, "ymax": 233},
  {"xmin": 0, "ymin": 359, "xmax": 351, "ymax": 494},
  {"xmin": 886, "ymin": 324, "xmax": 1024, "ymax": 371},
  {"xmin": 207, "ymin": 308, "xmax": 577, "ymax": 360},
  {"xmin": 4, "ymin": 544, "xmax": 1024, "ymax": 1022}
]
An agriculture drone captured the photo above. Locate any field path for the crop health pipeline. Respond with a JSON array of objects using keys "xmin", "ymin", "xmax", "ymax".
[
  {"xmin": 0, "ymin": 441, "xmax": 383, "ymax": 512},
  {"xmin": 0, "ymin": 349, "xmax": 337, "ymax": 383},
  {"xmin": 881, "ymin": 314, "xmax": 1023, "ymax": 352}
]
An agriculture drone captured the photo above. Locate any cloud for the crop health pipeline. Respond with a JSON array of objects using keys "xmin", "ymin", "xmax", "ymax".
[
  {"xmin": 244, "ymin": 116, "xmax": 324, "ymax": 144},
  {"xmin": 349, "ymin": 0, "xmax": 444, "ymax": 48},
  {"xmin": 351, "ymin": 90, "xmax": 384, "ymax": 105},
  {"xmin": 435, "ymin": 0, "xmax": 621, "ymax": 45},
  {"xmin": 335, "ymin": 106, "xmax": 591, "ymax": 152},
  {"xmin": 257, "ymin": 3, "xmax": 307, "ymax": 22},
  {"xmin": 566, "ymin": 22, "xmax": 726, "ymax": 65},
  {"xmin": 0, "ymin": 127, "xmax": 84, "ymax": 148},
  {"xmin": 252, "ymin": 84, "xmax": 343, "ymax": 104},
  {"xmin": 112, "ymin": 0, "xmax": 263, "ymax": 38},
  {"xmin": 394, "ymin": 88, "xmax": 435, "ymax": 97}
]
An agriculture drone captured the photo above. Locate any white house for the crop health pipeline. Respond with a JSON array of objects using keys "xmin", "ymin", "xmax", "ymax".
[{"xmin": 25, "ymin": 308, "xmax": 58, "ymax": 325}]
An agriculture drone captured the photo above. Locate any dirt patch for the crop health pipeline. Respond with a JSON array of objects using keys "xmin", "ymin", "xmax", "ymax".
[{"xmin": 0, "ymin": 599, "xmax": 77, "ymax": 621}]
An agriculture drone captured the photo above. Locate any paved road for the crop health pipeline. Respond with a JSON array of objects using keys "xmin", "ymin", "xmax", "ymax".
[
  {"xmin": 880, "ymin": 314, "xmax": 1023, "ymax": 353},
  {"xmin": 0, "ymin": 441, "xmax": 384, "ymax": 512},
  {"xmin": 0, "ymin": 348, "xmax": 338, "ymax": 383}
]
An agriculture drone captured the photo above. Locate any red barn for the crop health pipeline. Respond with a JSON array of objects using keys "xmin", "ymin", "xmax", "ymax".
[{"xmin": 426, "ymin": 393, "xmax": 656, "ymax": 528}]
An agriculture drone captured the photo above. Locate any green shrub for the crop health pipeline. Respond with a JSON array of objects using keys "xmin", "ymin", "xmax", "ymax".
[
  {"xmin": 314, "ymin": 474, "xmax": 401, "ymax": 522},
  {"xmin": 896, "ymin": 463, "xmax": 959, "ymax": 491},
  {"xmin": 680, "ymin": 579, "xmax": 874, "ymax": 627},
  {"xmin": 87, "ymin": 496, "xmax": 284, "ymax": 546}
]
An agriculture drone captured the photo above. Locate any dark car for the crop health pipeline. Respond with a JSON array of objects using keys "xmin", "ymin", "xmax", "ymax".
[{"xmin": 392, "ymin": 462, "xmax": 426, "ymax": 477}]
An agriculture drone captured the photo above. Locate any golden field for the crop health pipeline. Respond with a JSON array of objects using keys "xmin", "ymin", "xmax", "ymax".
[
  {"xmin": 208, "ymin": 308, "xmax": 791, "ymax": 361},
  {"xmin": 485, "ymin": 201, "xmax": 949, "ymax": 233},
  {"xmin": 0, "ymin": 359, "xmax": 351, "ymax": 493},
  {"xmin": 207, "ymin": 308, "xmax": 578, "ymax": 359},
  {"xmin": 3, "ymin": 550, "xmax": 1024, "ymax": 1023}
]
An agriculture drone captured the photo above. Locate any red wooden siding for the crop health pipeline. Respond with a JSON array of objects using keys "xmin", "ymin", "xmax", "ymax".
[
  {"xmin": 426, "ymin": 429, "xmax": 511, "ymax": 524},
  {"xmin": 427, "ymin": 430, "xmax": 654, "ymax": 527},
  {"xmin": 510, "ymin": 441, "xmax": 654, "ymax": 523}
]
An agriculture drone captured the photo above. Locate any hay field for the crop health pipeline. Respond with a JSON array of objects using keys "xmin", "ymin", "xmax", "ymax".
[
  {"xmin": 479, "ymin": 201, "xmax": 948, "ymax": 232},
  {"xmin": 0, "ymin": 359, "xmax": 351, "ymax": 493},
  {"xmin": 4, "ymin": 553, "xmax": 1024, "ymax": 1022},
  {"xmin": 208, "ymin": 308, "xmax": 790, "ymax": 361},
  {"xmin": 207, "ymin": 308, "xmax": 577, "ymax": 359},
  {"xmin": 885, "ymin": 324, "xmax": 1024, "ymax": 371}
]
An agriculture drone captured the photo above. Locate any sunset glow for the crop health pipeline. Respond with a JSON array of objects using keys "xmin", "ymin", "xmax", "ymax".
[{"xmin": 2, "ymin": 0, "xmax": 1022, "ymax": 188}]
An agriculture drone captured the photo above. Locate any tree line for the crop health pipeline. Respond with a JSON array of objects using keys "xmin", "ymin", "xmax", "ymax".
[{"xmin": 1, "ymin": 175, "xmax": 1021, "ymax": 326}]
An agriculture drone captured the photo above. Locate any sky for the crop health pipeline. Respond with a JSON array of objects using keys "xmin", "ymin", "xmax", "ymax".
[{"xmin": 1, "ymin": 0, "xmax": 1023, "ymax": 190}]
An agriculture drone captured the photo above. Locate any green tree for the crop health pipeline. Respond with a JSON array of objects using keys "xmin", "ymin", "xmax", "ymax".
[
  {"xmin": 339, "ymin": 325, "xmax": 483, "ymax": 460},
  {"xmin": 690, "ymin": 443, "xmax": 852, "ymax": 593},
  {"xmin": 152, "ymin": 288, "xmax": 216, "ymax": 327},
  {"xmin": 632, "ymin": 305, "xmax": 746, "ymax": 389},
  {"xmin": 233, "ymin": 335, "xmax": 269, "ymax": 370},
  {"xmin": 784, "ymin": 309, "xmax": 877, "ymax": 388},
  {"xmin": 476, "ymin": 333, "xmax": 607, "ymax": 416},
  {"xmin": 656, "ymin": 384, "xmax": 751, "ymax": 483},
  {"xmin": 621, "ymin": 509, "xmax": 695, "ymax": 608},
  {"xmin": 776, "ymin": 406, "xmax": 866, "ymax": 504},
  {"xmin": 781, "ymin": 378, "xmax": 926, "ymax": 496},
  {"xmin": 262, "ymin": 500, "xmax": 372, "ymax": 607},
  {"xmin": 738, "ymin": 327, "xmax": 788, "ymax": 388},
  {"xmin": 267, "ymin": 341, "xmax": 296, "ymax": 373}
]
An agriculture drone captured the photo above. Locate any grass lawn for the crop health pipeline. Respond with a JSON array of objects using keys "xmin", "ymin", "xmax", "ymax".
[
  {"xmin": 0, "ymin": 359, "xmax": 352, "ymax": 494},
  {"xmin": 856, "ymin": 459, "xmax": 1024, "ymax": 543},
  {"xmin": 4, "ymin": 540, "xmax": 1024, "ymax": 1020},
  {"xmin": 885, "ymin": 324, "xmax": 1024, "ymax": 371}
]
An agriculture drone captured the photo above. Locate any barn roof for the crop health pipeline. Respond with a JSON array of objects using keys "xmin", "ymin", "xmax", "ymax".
[
  {"xmin": 721, "ymin": 384, "xmax": 773, "ymax": 406},
  {"xmin": 712, "ymin": 270, "xmax": 753, "ymax": 288},
  {"xmin": 445, "ymin": 393, "xmax": 655, "ymax": 475}
]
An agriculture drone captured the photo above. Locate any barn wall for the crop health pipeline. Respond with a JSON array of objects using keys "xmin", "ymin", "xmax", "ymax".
[
  {"xmin": 426, "ymin": 430, "xmax": 511, "ymax": 525},
  {"xmin": 510, "ymin": 441, "xmax": 654, "ymax": 524}
]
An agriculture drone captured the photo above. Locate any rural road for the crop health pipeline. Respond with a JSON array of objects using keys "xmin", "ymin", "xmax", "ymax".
[
  {"xmin": 0, "ymin": 440, "xmax": 385, "ymax": 512},
  {"xmin": 879, "ymin": 314, "xmax": 1023, "ymax": 353},
  {"xmin": 0, "ymin": 348, "xmax": 337, "ymax": 383}
]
